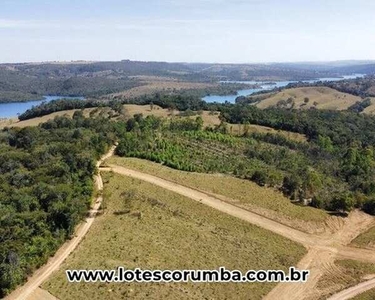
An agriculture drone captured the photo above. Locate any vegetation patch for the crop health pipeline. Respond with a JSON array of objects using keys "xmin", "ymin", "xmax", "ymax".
[{"xmin": 351, "ymin": 225, "xmax": 375, "ymax": 249}]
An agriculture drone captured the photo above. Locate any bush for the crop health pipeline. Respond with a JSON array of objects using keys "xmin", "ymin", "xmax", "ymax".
[
  {"xmin": 363, "ymin": 198, "xmax": 375, "ymax": 215},
  {"xmin": 282, "ymin": 175, "xmax": 301, "ymax": 200},
  {"xmin": 251, "ymin": 170, "xmax": 268, "ymax": 186},
  {"xmin": 330, "ymin": 193, "xmax": 355, "ymax": 213}
]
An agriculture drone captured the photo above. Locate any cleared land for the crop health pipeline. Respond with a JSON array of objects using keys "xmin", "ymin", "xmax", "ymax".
[
  {"xmin": 42, "ymin": 173, "xmax": 306, "ymax": 300},
  {"xmin": 254, "ymin": 87, "xmax": 361, "ymax": 110},
  {"xmin": 107, "ymin": 156, "xmax": 335, "ymax": 234}
]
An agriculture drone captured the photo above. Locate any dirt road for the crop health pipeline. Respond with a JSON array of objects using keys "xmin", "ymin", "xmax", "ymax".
[
  {"xmin": 107, "ymin": 164, "xmax": 375, "ymax": 300},
  {"xmin": 105, "ymin": 165, "xmax": 316, "ymax": 246},
  {"xmin": 5, "ymin": 146, "xmax": 116, "ymax": 300}
]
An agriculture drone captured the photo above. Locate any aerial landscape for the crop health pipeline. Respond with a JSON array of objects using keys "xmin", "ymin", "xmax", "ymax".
[{"xmin": 1, "ymin": 1, "xmax": 375, "ymax": 300}]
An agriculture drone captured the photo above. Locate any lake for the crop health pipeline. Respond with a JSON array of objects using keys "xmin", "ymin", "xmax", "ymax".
[
  {"xmin": 203, "ymin": 74, "xmax": 365, "ymax": 103},
  {"xmin": 0, "ymin": 96, "xmax": 85, "ymax": 118},
  {"xmin": 0, "ymin": 74, "xmax": 365, "ymax": 118}
]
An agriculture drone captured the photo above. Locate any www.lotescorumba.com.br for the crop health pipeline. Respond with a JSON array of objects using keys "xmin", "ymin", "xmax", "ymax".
[{"xmin": 66, "ymin": 267, "xmax": 309, "ymax": 283}]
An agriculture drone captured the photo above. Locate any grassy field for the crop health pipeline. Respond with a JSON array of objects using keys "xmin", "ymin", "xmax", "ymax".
[
  {"xmin": 254, "ymin": 87, "xmax": 361, "ymax": 111},
  {"xmin": 317, "ymin": 260, "xmax": 375, "ymax": 298},
  {"xmin": 0, "ymin": 118, "xmax": 15, "ymax": 128},
  {"xmin": 351, "ymin": 226, "xmax": 375, "ymax": 249},
  {"xmin": 42, "ymin": 173, "xmax": 306, "ymax": 300},
  {"xmin": 107, "ymin": 156, "xmax": 330, "ymax": 233},
  {"xmin": 352, "ymin": 289, "xmax": 375, "ymax": 300}
]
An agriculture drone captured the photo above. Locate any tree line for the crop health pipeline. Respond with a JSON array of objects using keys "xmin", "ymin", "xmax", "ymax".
[{"xmin": 0, "ymin": 113, "xmax": 119, "ymax": 296}]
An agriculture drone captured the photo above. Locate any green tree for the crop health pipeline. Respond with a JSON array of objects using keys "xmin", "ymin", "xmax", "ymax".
[{"xmin": 330, "ymin": 193, "xmax": 355, "ymax": 213}]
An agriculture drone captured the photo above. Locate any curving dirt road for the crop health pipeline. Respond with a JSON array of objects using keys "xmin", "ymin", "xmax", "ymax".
[
  {"xmin": 5, "ymin": 146, "xmax": 116, "ymax": 300},
  {"xmin": 106, "ymin": 164, "xmax": 375, "ymax": 300}
]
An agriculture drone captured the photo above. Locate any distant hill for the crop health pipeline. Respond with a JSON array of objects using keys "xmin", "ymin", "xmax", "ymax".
[
  {"xmin": 331, "ymin": 63, "xmax": 375, "ymax": 75},
  {"xmin": 1, "ymin": 60, "xmax": 375, "ymax": 103}
]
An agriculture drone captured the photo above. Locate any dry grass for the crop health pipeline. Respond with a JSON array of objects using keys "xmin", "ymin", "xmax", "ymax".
[
  {"xmin": 42, "ymin": 173, "xmax": 306, "ymax": 300},
  {"xmin": 255, "ymin": 87, "xmax": 361, "ymax": 111},
  {"xmin": 0, "ymin": 108, "xmax": 103, "ymax": 129},
  {"xmin": 0, "ymin": 118, "xmax": 16, "ymax": 129},
  {"xmin": 1, "ymin": 111, "xmax": 78, "ymax": 128},
  {"xmin": 107, "ymin": 156, "xmax": 330, "ymax": 233},
  {"xmin": 351, "ymin": 225, "xmax": 375, "ymax": 249}
]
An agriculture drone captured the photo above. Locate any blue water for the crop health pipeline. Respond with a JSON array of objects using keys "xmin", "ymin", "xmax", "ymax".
[
  {"xmin": 203, "ymin": 74, "xmax": 365, "ymax": 103},
  {"xmin": 0, "ymin": 96, "xmax": 85, "ymax": 118},
  {"xmin": 0, "ymin": 73, "xmax": 366, "ymax": 117}
]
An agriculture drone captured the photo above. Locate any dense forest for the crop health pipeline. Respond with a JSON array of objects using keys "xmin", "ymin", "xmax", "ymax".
[
  {"xmin": 322, "ymin": 75, "xmax": 375, "ymax": 97},
  {"xmin": 0, "ymin": 91, "xmax": 45, "ymax": 103},
  {"xmin": 0, "ymin": 113, "xmax": 120, "ymax": 296}
]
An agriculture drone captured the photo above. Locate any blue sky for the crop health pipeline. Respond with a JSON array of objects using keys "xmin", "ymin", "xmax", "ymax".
[{"xmin": 1, "ymin": 0, "xmax": 375, "ymax": 63}]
